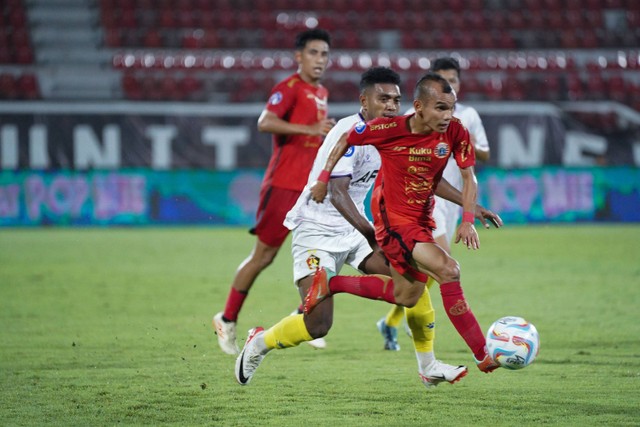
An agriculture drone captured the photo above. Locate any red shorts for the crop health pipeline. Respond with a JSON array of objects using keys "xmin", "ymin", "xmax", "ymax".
[
  {"xmin": 250, "ymin": 186, "xmax": 301, "ymax": 247},
  {"xmin": 371, "ymin": 187, "xmax": 431, "ymax": 283}
]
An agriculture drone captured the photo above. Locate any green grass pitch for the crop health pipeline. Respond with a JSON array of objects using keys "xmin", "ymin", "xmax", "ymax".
[{"xmin": 1, "ymin": 225, "xmax": 639, "ymax": 426}]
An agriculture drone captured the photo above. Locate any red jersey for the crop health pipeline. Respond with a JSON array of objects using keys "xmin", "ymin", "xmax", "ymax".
[
  {"xmin": 347, "ymin": 114, "xmax": 475, "ymax": 228},
  {"xmin": 262, "ymin": 73, "xmax": 329, "ymax": 192}
]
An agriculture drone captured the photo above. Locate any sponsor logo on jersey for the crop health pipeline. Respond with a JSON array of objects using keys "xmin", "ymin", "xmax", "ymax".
[
  {"xmin": 343, "ymin": 146, "xmax": 355, "ymax": 157},
  {"xmin": 407, "ymin": 165, "xmax": 430, "ymax": 174},
  {"xmin": 306, "ymin": 254, "xmax": 320, "ymax": 270},
  {"xmin": 409, "ymin": 147, "xmax": 431, "ymax": 155},
  {"xmin": 404, "ymin": 178, "xmax": 433, "ymax": 193},
  {"xmin": 268, "ymin": 91, "xmax": 283, "ymax": 105},
  {"xmin": 354, "ymin": 121, "xmax": 366, "ymax": 134},
  {"xmin": 434, "ymin": 142, "xmax": 451, "ymax": 159},
  {"xmin": 307, "ymin": 93, "xmax": 328, "ymax": 108},
  {"xmin": 369, "ymin": 122, "xmax": 398, "ymax": 131}
]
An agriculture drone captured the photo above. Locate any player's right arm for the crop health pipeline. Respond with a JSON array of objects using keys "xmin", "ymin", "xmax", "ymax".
[
  {"xmin": 329, "ymin": 176, "xmax": 377, "ymax": 248},
  {"xmin": 257, "ymin": 110, "xmax": 335, "ymax": 136},
  {"xmin": 309, "ymin": 132, "xmax": 349, "ymax": 202}
]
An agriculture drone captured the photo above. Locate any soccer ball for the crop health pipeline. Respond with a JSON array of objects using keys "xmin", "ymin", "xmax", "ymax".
[{"xmin": 486, "ymin": 316, "xmax": 540, "ymax": 370}]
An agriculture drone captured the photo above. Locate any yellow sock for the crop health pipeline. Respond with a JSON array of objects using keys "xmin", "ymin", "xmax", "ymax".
[
  {"xmin": 405, "ymin": 289, "xmax": 435, "ymax": 353},
  {"xmin": 263, "ymin": 314, "xmax": 312, "ymax": 350},
  {"xmin": 426, "ymin": 276, "xmax": 436, "ymax": 290},
  {"xmin": 385, "ymin": 305, "xmax": 405, "ymax": 328}
]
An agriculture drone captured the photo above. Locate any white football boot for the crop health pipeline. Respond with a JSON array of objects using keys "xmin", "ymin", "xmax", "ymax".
[
  {"xmin": 419, "ymin": 360, "xmax": 468, "ymax": 389},
  {"xmin": 235, "ymin": 327, "xmax": 266, "ymax": 385},
  {"xmin": 213, "ymin": 312, "xmax": 239, "ymax": 355}
]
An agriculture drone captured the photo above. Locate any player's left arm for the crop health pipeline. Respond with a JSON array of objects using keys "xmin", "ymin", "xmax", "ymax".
[{"xmin": 456, "ymin": 166, "xmax": 481, "ymax": 249}]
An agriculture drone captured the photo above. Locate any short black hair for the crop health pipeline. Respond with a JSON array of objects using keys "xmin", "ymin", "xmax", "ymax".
[
  {"xmin": 414, "ymin": 72, "xmax": 453, "ymax": 100},
  {"xmin": 431, "ymin": 57, "xmax": 461, "ymax": 77},
  {"xmin": 359, "ymin": 67, "xmax": 401, "ymax": 93},
  {"xmin": 295, "ymin": 29, "xmax": 331, "ymax": 49}
]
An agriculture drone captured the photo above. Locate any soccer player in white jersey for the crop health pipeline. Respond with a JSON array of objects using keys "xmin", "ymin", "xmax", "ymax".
[
  {"xmin": 376, "ymin": 57, "xmax": 491, "ymax": 351},
  {"xmin": 234, "ymin": 67, "xmax": 501, "ymax": 387}
]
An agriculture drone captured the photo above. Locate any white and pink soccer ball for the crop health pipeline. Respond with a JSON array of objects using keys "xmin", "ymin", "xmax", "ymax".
[{"xmin": 486, "ymin": 316, "xmax": 540, "ymax": 370}]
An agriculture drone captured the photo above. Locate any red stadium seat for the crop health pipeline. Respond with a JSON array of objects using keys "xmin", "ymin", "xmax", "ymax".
[
  {"xmin": 143, "ymin": 30, "xmax": 163, "ymax": 48},
  {"xmin": 607, "ymin": 74, "xmax": 627, "ymax": 102},
  {"xmin": 0, "ymin": 73, "xmax": 18, "ymax": 99},
  {"xmin": 14, "ymin": 46, "xmax": 34, "ymax": 64},
  {"xmin": 563, "ymin": 73, "xmax": 582, "ymax": 99},
  {"xmin": 17, "ymin": 73, "xmax": 39, "ymax": 99}
]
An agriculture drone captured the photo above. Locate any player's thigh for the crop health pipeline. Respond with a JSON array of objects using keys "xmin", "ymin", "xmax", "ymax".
[
  {"xmin": 342, "ymin": 229, "xmax": 387, "ymax": 274},
  {"xmin": 412, "ymin": 242, "xmax": 459, "ymax": 283}
]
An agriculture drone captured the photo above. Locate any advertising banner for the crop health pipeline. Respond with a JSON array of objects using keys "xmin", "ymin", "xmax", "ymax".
[
  {"xmin": 1, "ymin": 167, "xmax": 638, "ymax": 227},
  {"xmin": 1, "ymin": 102, "xmax": 638, "ymax": 171}
]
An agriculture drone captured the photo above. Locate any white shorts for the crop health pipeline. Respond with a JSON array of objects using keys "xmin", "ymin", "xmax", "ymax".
[
  {"xmin": 432, "ymin": 195, "xmax": 462, "ymax": 244},
  {"xmin": 291, "ymin": 221, "xmax": 373, "ymax": 285}
]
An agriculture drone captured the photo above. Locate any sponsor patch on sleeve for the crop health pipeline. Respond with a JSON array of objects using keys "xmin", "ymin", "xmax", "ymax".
[
  {"xmin": 268, "ymin": 91, "xmax": 283, "ymax": 105},
  {"xmin": 354, "ymin": 121, "xmax": 366, "ymax": 134},
  {"xmin": 343, "ymin": 146, "xmax": 355, "ymax": 157}
]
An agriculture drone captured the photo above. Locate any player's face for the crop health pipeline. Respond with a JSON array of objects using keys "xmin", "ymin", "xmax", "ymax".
[
  {"xmin": 360, "ymin": 83, "xmax": 401, "ymax": 121},
  {"xmin": 295, "ymin": 40, "xmax": 330, "ymax": 84},
  {"xmin": 414, "ymin": 85, "xmax": 456, "ymax": 133},
  {"xmin": 435, "ymin": 69, "xmax": 461, "ymax": 94}
]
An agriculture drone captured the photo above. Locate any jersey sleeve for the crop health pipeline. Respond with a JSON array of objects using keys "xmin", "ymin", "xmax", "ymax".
[
  {"xmin": 321, "ymin": 117, "xmax": 359, "ymax": 178},
  {"xmin": 466, "ymin": 107, "xmax": 490, "ymax": 152},
  {"xmin": 450, "ymin": 120, "xmax": 476, "ymax": 169},
  {"xmin": 346, "ymin": 116, "xmax": 401, "ymax": 147},
  {"xmin": 264, "ymin": 80, "xmax": 296, "ymax": 119}
]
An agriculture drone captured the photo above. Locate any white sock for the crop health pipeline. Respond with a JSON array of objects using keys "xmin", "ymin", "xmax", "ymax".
[
  {"xmin": 415, "ymin": 351, "xmax": 436, "ymax": 372},
  {"xmin": 254, "ymin": 333, "xmax": 270, "ymax": 355}
]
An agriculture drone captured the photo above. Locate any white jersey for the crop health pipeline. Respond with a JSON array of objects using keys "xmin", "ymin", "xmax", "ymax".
[{"xmin": 284, "ymin": 112, "xmax": 380, "ymax": 233}]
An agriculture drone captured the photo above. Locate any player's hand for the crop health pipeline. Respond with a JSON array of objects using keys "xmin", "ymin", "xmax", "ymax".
[
  {"xmin": 474, "ymin": 204, "xmax": 503, "ymax": 229},
  {"xmin": 455, "ymin": 222, "xmax": 480, "ymax": 250},
  {"xmin": 309, "ymin": 181, "xmax": 328, "ymax": 203},
  {"xmin": 310, "ymin": 118, "xmax": 336, "ymax": 136}
]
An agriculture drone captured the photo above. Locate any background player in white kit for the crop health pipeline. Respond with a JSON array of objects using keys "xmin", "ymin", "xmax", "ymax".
[
  {"xmin": 234, "ymin": 67, "xmax": 501, "ymax": 387},
  {"xmin": 376, "ymin": 57, "xmax": 492, "ymax": 350}
]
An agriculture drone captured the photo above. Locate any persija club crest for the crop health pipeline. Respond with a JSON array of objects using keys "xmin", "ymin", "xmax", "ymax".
[{"xmin": 434, "ymin": 142, "xmax": 450, "ymax": 159}]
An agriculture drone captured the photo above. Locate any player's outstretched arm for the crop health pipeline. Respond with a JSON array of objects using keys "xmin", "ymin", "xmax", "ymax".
[
  {"xmin": 310, "ymin": 133, "xmax": 349, "ymax": 203},
  {"xmin": 330, "ymin": 176, "xmax": 377, "ymax": 249},
  {"xmin": 475, "ymin": 206, "xmax": 503, "ymax": 229},
  {"xmin": 455, "ymin": 166, "xmax": 480, "ymax": 250},
  {"xmin": 435, "ymin": 177, "xmax": 463, "ymax": 205}
]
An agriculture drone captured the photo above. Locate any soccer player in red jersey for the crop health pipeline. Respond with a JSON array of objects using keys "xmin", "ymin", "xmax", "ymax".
[
  {"xmin": 307, "ymin": 72, "xmax": 501, "ymax": 373},
  {"xmin": 213, "ymin": 29, "xmax": 336, "ymax": 355}
]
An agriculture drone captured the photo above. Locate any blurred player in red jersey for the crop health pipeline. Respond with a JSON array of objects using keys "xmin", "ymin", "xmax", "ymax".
[
  {"xmin": 213, "ymin": 29, "xmax": 336, "ymax": 355},
  {"xmin": 307, "ymin": 73, "xmax": 502, "ymax": 373}
]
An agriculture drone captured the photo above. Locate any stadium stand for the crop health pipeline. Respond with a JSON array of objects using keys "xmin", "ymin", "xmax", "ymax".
[{"xmin": 0, "ymin": 0, "xmax": 638, "ymax": 111}]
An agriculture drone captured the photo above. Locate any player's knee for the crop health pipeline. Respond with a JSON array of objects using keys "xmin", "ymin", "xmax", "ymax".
[
  {"xmin": 253, "ymin": 251, "xmax": 277, "ymax": 269},
  {"xmin": 306, "ymin": 317, "xmax": 332, "ymax": 338},
  {"xmin": 440, "ymin": 258, "xmax": 461, "ymax": 282},
  {"xmin": 393, "ymin": 293, "xmax": 420, "ymax": 308}
]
